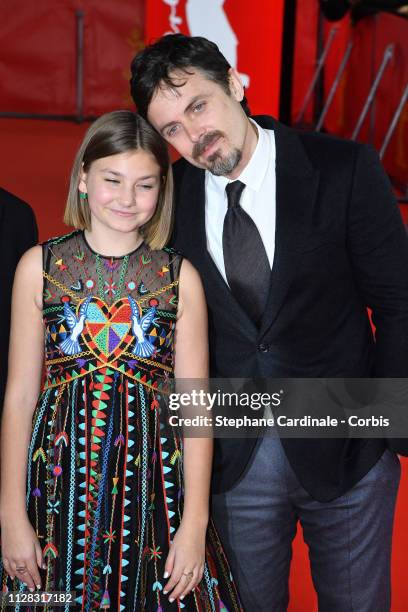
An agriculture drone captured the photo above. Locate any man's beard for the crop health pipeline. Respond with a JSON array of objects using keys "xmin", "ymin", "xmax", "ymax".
[
  {"xmin": 192, "ymin": 131, "xmax": 242, "ymax": 176},
  {"xmin": 207, "ymin": 147, "xmax": 242, "ymax": 176}
]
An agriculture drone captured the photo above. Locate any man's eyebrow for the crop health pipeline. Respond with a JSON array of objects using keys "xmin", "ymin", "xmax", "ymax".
[
  {"xmin": 183, "ymin": 94, "xmax": 204, "ymax": 115},
  {"xmin": 159, "ymin": 121, "xmax": 177, "ymax": 135},
  {"xmin": 159, "ymin": 95, "xmax": 206, "ymax": 134}
]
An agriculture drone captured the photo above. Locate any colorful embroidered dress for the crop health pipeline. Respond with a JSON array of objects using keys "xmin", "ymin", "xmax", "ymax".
[{"xmin": 0, "ymin": 230, "xmax": 241, "ymax": 612}]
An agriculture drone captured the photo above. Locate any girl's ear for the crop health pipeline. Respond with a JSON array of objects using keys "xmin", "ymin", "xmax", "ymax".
[{"xmin": 78, "ymin": 165, "xmax": 87, "ymax": 196}]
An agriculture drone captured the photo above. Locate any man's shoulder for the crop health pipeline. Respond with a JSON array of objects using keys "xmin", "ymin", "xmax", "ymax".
[
  {"xmin": 296, "ymin": 126, "xmax": 362, "ymax": 156},
  {"xmin": 0, "ymin": 188, "xmax": 35, "ymax": 220},
  {"xmin": 172, "ymin": 156, "xmax": 193, "ymax": 182},
  {"xmin": 0, "ymin": 188, "xmax": 38, "ymax": 254},
  {"xmin": 298, "ymin": 130, "xmax": 379, "ymax": 179},
  {"xmin": 254, "ymin": 115, "xmax": 362, "ymax": 157}
]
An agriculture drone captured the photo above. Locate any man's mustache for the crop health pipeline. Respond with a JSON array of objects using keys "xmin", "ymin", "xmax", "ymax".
[{"xmin": 192, "ymin": 131, "xmax": 224, "ymax": 160}]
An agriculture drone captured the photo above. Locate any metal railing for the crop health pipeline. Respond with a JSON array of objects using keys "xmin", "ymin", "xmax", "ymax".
[{"xmin": 294, "ymin": 17, "xmax": 408, "ymax": 199}]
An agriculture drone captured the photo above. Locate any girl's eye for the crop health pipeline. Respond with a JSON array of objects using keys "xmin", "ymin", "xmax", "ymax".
[
  {"xmin": 105, "ymin": 179, "xmax": 120, "ymax": 184},
  {"xmin": 139, "ymin": 185, "xmax": 153, "ymax": 190}
]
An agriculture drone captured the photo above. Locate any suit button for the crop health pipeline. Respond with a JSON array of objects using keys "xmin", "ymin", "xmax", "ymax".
[{"xmin": 258, "ymin": 343, "xmax": 269, "ymax": 353}]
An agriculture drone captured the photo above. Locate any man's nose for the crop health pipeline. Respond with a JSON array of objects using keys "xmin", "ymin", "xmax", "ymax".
[{"xmin": 185, "ymin": 122, "xmax": 205, "ymax": 144}]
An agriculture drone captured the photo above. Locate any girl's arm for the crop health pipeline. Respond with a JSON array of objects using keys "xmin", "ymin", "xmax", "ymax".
[
  {"xmin": 174, "ymin": 258, "xmax": 211, "ymax": 525},
  {"xmin": 0, "ymin": 245, "xmax": 45, "ymax": 589},
  {"xmin": 163, "ymin": 258, "xmax": 212, "ymax": 603}
]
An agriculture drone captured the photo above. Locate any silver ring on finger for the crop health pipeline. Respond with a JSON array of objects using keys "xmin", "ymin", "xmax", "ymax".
[
  {"xmin": 182, "ymin": 571, "xmax": 194, "ymax": 580},
  {"xmin": 16, "ymin": 567, "xmax": 27, "ymax": 573}
]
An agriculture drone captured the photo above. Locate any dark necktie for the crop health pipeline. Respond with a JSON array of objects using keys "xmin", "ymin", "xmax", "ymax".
[{"xmin": 222, "ymin": 180, "xmax": 271, "ymax": 325}]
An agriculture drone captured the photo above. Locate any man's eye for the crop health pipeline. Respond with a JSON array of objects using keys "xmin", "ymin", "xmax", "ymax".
[
  {"xmin": 193, "ymin": 102, "xmax": 205, "ymax": 112},
  {"xmin": 105, "ymin": 179, "xmax": 119, "ymax": 183}
]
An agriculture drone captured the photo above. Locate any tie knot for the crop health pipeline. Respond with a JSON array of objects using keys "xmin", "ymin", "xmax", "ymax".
[{"xmin": 226, "ymin": 180, "xmax": 245, "ymax": 208}]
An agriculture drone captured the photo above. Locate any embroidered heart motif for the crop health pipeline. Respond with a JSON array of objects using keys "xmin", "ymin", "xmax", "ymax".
[{"xmin": 82, "ymin": 297, "xmax": 133, "ymax": 362}]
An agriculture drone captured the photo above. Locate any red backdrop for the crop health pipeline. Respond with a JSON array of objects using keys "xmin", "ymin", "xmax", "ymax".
[{"xmin": 0, "ymin": 0, "xmax": 144, "ymax": 116}]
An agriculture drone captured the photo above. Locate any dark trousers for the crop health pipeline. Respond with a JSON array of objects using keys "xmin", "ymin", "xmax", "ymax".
[{"xmin": 212, "ymin": 433, "xmax": 401, "ymax": 611}]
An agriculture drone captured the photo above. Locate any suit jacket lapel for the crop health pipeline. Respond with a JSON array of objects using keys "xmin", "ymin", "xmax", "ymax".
[
  {"xmin": 257, "ymin": 118, "xmax": 320, "ymax": 337},
  {"xmin": 180, "ymin": 164, "xmax": 258, "ymax": 339}
]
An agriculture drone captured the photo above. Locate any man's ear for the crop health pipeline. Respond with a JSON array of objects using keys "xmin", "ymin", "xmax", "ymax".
[{"xmin": 228, "ymin": 68, "xmax": 245, "ymax": 102}]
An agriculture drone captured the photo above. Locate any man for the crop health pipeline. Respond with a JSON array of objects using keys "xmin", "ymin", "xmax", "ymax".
[
  {"xmin": 0, "ymin": 189, "xmax": 38, "ymax": 415},
  {"xmin": 130, "ymin": 34, "xmax": 408, "ymax": 610}
]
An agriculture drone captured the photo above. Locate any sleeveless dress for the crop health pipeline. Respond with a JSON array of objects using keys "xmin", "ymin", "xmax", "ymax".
[{"xmin": 0, "ymin": 230, "xmax": 242, "ymax": 612}]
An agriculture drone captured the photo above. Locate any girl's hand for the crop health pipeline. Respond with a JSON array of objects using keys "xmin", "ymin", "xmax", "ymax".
[
  {"xmin": 163, "ymin": 519, "xmax": 207, "ymax": 602},
  {"xmin": 1, "ymin": 514, "xmax": 45, "ymax": 591}
]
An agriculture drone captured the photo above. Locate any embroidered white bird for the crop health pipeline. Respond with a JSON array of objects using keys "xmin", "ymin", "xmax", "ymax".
[
  {"xmin": 128, "ymin": 294, "xmax": 157, "ymax": 358},
  {"xmin": 59, "ymin": 295, "xmax": 92, "ymax": 356}
]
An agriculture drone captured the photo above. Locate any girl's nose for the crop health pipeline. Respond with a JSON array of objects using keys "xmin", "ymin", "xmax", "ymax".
[{"xmin": 119, "ymin": 186, "xmax": 135, "ymax": 206}]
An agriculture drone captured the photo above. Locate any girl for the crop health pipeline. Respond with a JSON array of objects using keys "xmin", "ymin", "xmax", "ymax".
[{"xmin": 0, "ymin": 111, "xmax": 242, "ymax": 611}]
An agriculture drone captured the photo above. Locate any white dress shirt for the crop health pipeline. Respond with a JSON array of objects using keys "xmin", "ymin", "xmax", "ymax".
[{"xmin": 205, "ymin": 119, "xmax": 276, "ymax": 284}]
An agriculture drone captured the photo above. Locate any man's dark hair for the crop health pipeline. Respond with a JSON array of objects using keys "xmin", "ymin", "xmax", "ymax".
[{"xmin": 130, "ymin": 33, "xmax": 251, "ymax": 119}]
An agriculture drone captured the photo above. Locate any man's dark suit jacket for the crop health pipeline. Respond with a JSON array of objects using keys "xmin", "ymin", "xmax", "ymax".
[
  {"xmin": 172, "ymin": 116, "xmax": 408, "ymax": 502},
  {"xmin": 0, "ymin": 189, "xmax": 38, "ymax": 413}
]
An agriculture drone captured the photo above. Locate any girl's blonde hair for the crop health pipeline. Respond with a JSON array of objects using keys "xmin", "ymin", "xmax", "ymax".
[{"xmin": 64, "ymin": 110, "xmax": 174, "ymax": 249}]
